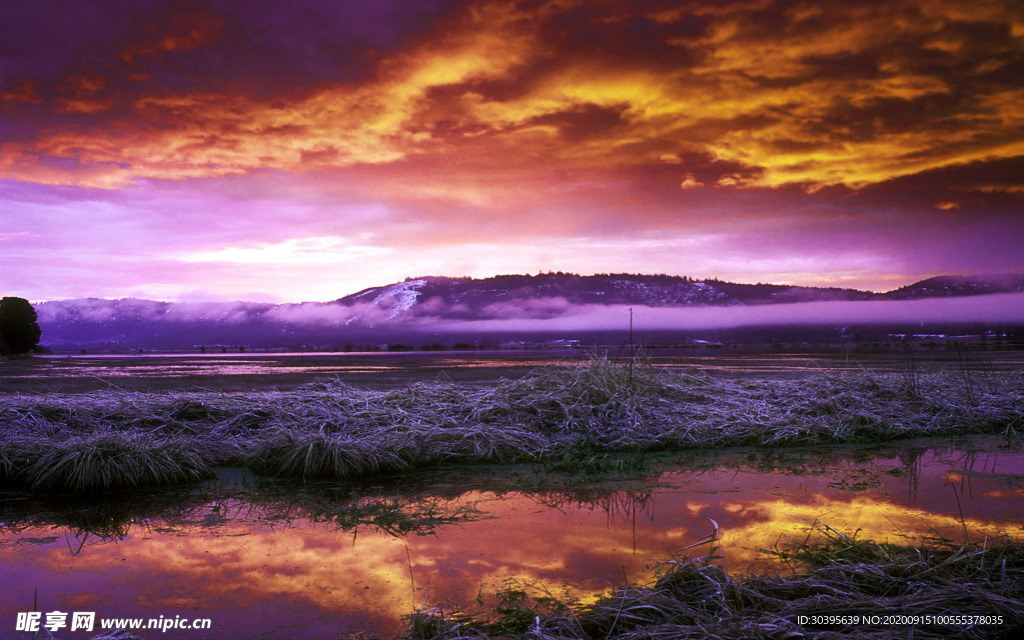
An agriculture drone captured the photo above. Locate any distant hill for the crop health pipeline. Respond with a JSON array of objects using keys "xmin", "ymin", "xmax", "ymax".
[
  {"xmin": 32, "ymin": 273, "xmax": 1024, "ymax": 350},
  {"xmin": 338, "ymin": 274, "xmax": 741, "ymax": 320},
  {"xmin": 879, "ymin": 274, "xmax": 1024, "ymax": 300}
]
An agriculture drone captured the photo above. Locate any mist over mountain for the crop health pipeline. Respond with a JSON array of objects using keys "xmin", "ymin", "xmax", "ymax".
[
  {"xmin": 32, "ymin": 273, "xmax": 1024, "ymax": 351},
  {"xmin": 337, "ymin": 273, "xmax": 873, "ymax": 317}
]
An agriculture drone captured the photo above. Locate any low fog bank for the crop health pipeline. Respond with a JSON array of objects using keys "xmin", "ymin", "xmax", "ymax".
[
  {"xmin": 34, "ymin": 292, "xmax": 1024, "ymax": 351},
  {"xmin": 429, "ymin": 292, "xmax": 1024, "ymax": 333},
  {"xmin": 38, "ymin": 292, "xmax": 1024, "ymax": 332},
  {"xmin": 36, "ymin": 298, "xmax": 394, "ymax": 327}
]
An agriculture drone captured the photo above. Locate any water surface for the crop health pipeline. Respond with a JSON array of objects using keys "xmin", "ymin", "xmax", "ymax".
[
  {"xmin": 5, "ymin": 346, "xmax": 1021, "ymax": 393},
  {"xmin": 2, "ymin": 436, "xmax": 1022, "ymax": 639}
]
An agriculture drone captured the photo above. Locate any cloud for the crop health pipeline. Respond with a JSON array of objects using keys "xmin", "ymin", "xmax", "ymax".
[
  {"xmin": 679, "ymin": 172, "xmax": 703, "ymax": 189},
  {"xmin": 117, "ymin": 9, "xmax": 225, "ymax": 63},
  {"xmin": 2, "ymin": 0, "xmax": 1021, "ymax": 192},
  {"xmin": 1, "ymin": 0, "xmax": 1022, "ymax": 303},
  {"xmin": 427, "ymin": 292, "xmax": 1024, "ymax": 334},
  {"xmin": 478, "ymin": 296, "xmax": 573, "ymax": 320},
  {"xmin": 179, "ymin": 236, "xmax": 390, "ymax": 265},
  {"xmin": 262, "ymin": 302, "xmax": 360, "ymax": 326}
]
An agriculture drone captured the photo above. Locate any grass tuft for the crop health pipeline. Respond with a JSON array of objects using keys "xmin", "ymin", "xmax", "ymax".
[
  {"xmin": 243, "ymin": 428, "xmax": 410, "ymax": 478},
  {"xmin": 25, "ymin": 432, "xmax": 214, "ymax": 492}
]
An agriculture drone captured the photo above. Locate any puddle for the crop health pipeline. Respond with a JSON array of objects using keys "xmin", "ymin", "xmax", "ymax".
[{"xmin": 1, "ymin": 436, "xmax": 1022, "ymax": 639}]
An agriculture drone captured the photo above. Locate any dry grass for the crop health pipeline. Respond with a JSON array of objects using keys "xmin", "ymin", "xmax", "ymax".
[
  {"xmin": 243, "ymin": 428, "xmax": 411, "ymax": 478},
  {"xmin": 26, "ymin": 432, "xmax": 214, "ymax": 491},
  {"xmin": 1, "ymin": 357, "xmax": 1021, "ymax": 491},
  {"xmin": 403, "ymin": 523, "xmax": 1024, "ymax": 640}
]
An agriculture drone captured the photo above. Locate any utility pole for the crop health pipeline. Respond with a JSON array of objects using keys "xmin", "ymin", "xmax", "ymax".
[{"xmin": 629, "ymin": 307, "xmax": 634, "ymax": 385}]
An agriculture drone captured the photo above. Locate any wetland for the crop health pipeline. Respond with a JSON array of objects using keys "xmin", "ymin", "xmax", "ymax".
[{"xmin": 1, "ymin": 347, "xmax": 1023, "ymax": 638}]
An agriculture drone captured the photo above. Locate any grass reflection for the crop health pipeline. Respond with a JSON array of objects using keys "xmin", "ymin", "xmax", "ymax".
[{"xmin": 1, "ymin": 437, "xmax": 1022, "ymax": 639}]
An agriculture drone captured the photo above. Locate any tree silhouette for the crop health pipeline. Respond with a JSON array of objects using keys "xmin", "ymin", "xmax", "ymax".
[{"xmin": 0, "ymin": 297, "xmax": 42, "ymax": 356}]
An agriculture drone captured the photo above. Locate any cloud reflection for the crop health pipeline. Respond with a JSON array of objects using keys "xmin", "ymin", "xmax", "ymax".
[{"xmin": 2, "ymin": 440, "xmax": 1022, "ymax": 637}]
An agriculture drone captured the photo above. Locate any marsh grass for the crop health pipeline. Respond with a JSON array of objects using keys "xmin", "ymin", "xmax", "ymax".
[
  {"xmin": 2, "ymin": 357, "xmax": 1022, "ymax": 491},
  {"xmin": 243, "ymin": 428, "xmax": 411, "ymax": 478},
  {"xmin": 25, "ymin": 432, "xmax": 214, "ymax": 491},
  {"xmin": 402, "ymin": 522, "xmax": 1024, "ymax": 640}
]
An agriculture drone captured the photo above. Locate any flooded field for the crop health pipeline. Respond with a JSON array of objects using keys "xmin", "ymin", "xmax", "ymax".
[
  {"xmin": 2, "ymin": 349, "xmax": 1022, "ymax": 637},
  {"xmin": 2, "ymin": 436, "xmax": 1022, "ymax": 639},
  {"xmin": 3, "ymin": 345, "xmax": 1023, "ymax": 393}
]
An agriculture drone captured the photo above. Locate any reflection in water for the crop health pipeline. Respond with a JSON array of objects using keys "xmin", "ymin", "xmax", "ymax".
[
  {"xmin": 19, "ymin": 348, "xmax": 1023, "ymax": 382},
  {"xmin": 11, "ymin": 352, "xmax": 560, "ymax": 381},
  {"xmin": 1, "ymin": 437, "xmax": 1022, "ymax": 639}
]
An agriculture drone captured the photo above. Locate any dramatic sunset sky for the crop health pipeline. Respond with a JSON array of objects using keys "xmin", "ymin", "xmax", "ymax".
[{"xmin": 2, "ymin": 0, "xmax": 1022, "ymax": 302}]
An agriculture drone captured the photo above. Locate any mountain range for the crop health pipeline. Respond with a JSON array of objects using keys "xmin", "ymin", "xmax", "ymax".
[{"xmin": 31, "ymin": 273, "xmax": 1024, "ymax": 351}]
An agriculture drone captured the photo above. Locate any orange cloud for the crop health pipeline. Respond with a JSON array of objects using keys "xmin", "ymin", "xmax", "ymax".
[
  {"xmin": 1, "ymin": 79, "xmax": 43, "ymax": 105},
  {"xmin": 120, "ymin": 10, "xmax": 225, "ymax": 63},
  {"xmin": 679, "ymin": 173, "xmax": 703, "ymax": 189},
  {"xmin": 55, "ymin": 73, "xmax": 113, "ymax": 114},
  {"xmin": 0, "ymin": 0, "xmax": 1021, "ymax": 198}
]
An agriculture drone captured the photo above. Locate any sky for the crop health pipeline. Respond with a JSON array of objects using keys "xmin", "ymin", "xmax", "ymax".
[{"xmin": 2, "ymin": 0, "xmax": 1023, "ymax": 303}]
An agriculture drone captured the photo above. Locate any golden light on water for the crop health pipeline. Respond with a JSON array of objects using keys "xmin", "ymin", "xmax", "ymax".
[{"xmin": 2, "ymin": 439, "xmax": 1021, "ymax": 637}]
